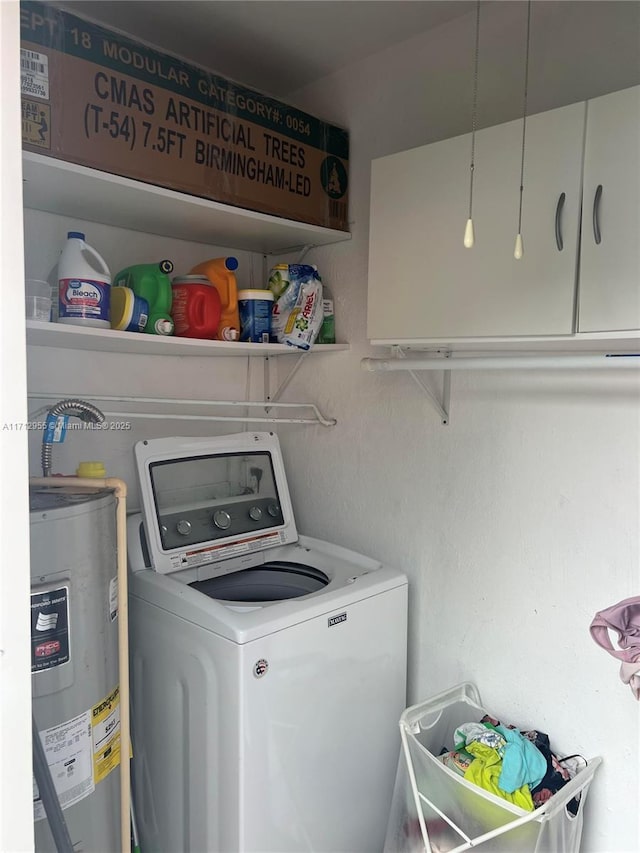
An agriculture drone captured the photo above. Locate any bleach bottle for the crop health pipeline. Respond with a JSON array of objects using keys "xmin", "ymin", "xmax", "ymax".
[{"xmin": 58, "ymin": 231, "xmax": 111, "ymax": 328}]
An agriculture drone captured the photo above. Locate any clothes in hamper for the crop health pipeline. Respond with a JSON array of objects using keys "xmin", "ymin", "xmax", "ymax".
[
  {"xmin": 463, "ymin": 741, "xmax": 535, "ymax": 811},
  {"xmin": 439, "ymin": 749, "xmax": 475, "ymax": 777},
  {"xmin": 494, "ymin": 724, "xmax": 547, "ymax": 793},
  {"xmin": 455, "ymin": 719, "xmax": 547, "ymax": 794},
  {"xmin": 525, "ymin": 729, "xmax": 587, "ymax": 815},
  {"xmin": 454, "ymin": 722, "xmax": 506, "ymax": 757},
  {"xmin": 442, "ymin": 714, "xmax": 587, "ymax": 814},
  {"xmin": 480, "ymin": 715, "xmax": 586, "ymax": 815}
]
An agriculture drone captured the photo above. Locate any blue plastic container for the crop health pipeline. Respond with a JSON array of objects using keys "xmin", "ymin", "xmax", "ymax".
[{"xmin": 238, "ymin": 289, "xmax": 274, "ymax": 343}]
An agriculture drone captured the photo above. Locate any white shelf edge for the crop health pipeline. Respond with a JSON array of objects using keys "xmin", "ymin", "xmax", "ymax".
[
  {"xmin": 26, "ymin": 320, "xmax": 349, "ymax": 357},
  {"xmin": 22, "ymin": 152, "xmax": 352, "ymax": 254},
  {"xmin": 369, "ymin": 330, "xmax": 640, "ymax": 354}
]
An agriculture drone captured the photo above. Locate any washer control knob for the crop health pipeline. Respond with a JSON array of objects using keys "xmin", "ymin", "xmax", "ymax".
[
  {"xmin": 213, "ymin": 510, "xmax": 231, "ymax": 530},
  {"xmin": 176, "ymin": 519, "xmax": 192, "ymax": 536},
  {"xmin": 249, "ymin": 506, "xmax": 262, "ymax": 521},
  {"xmin": 267, "ymin": 504, "xmax": 280, "ymax": 518}
]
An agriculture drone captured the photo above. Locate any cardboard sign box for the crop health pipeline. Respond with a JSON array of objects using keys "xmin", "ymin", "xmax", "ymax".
[{"xmin": 20, "ymin": 1, "xmax": 349, "ymax": 232}]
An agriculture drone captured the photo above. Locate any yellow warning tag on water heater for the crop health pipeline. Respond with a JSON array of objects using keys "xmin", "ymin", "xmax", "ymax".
[{"xmin": 91, "ymin": 685, "xmax": 121, "ymax": 784}]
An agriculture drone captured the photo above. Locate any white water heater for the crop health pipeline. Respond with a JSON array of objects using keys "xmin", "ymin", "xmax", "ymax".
[{"xmin": 30, "ymin": 486, "xmax": 120, "ymax": 852}]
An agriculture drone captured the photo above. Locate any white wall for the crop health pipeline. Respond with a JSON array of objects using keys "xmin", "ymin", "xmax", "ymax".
[{"xmin": 273, "ymin": 4, "xmax": 640, "ymax": 853}]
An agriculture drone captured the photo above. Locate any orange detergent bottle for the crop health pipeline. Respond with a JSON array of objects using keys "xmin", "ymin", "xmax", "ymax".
[{"xmin": 189, "ymin": 256, "xmax": 240, "ymax": 341}]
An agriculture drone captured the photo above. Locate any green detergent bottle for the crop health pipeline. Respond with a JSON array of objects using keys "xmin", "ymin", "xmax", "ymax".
[{"xmin": 113, "ymin": 260, "xmax": 175, "ymax": 335}]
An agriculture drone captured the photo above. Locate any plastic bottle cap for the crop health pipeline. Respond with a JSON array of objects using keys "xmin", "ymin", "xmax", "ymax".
[
  {"xmin": 76, "ymin": 461, "xmax": 106, "ymax": 478},
  {"xmin": 67, "ymin": 231, "xmax": 85, "ymax": 240},
  {"xmin": 225, "ymin": 257, "xmax": 239, "ymax": 271},
  {"xmin": 155, "ymin": 319, "xmax": 174, "ymax": 335},
  {"xmin": 238, "ymin": 290, "xmax": 274, "ymax": 301}
]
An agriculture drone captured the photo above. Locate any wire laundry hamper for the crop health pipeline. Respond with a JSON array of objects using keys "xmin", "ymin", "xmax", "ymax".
[{"xmin": 384, "ymin": 683, "xmax": 602, "ymax": 853}]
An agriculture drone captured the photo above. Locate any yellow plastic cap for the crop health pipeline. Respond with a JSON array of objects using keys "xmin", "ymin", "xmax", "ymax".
[{"xmin": 76, "ymin": 461, "xmax": 107, "ymax": 478}]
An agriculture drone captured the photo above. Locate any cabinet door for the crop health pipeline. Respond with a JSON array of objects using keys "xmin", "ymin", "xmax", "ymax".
[
  {"xmin": 367, "ymin": 102, "xmax": 585, "ymax": 342},
  {"xmin": 578, "ymin": 86, "xmax": 640, "ymax": 333}
]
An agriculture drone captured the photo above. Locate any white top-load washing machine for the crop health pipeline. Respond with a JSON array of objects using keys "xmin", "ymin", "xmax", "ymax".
[{"xmin": 127, "ymin": 432, "xmax": 407, "ymax": 853}]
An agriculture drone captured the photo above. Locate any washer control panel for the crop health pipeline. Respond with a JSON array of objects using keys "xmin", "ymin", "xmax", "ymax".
[
  {"xmin": 160, "ymin": 497, "xmax": 284, "ymax": 550},
  {"xmin": 135, "ymin": 433, "xmax": 298, "ymax": 574}
]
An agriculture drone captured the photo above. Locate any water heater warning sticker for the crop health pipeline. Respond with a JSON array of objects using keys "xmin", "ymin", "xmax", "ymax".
[
  {"xmin": 31, "ymin": 586, "xmax": 70, "ymax": 672},
  {"xmin": 92, "ymin": 685, "xmax": 121, "ymax": 783},
  {"xmin": 33, "ymin": 709, "xmax": 94, "ymax": 821}
]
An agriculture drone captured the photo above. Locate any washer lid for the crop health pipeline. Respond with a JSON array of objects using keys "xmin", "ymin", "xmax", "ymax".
[{"xmin": 135, "ymin": 432, "xmax": 298, "ymax": 575}]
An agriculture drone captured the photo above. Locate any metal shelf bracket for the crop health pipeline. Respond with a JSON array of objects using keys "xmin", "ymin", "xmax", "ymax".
[
  {"xmin": 362, "ymin": 347, "xmax": 640, "ymax": 426},
  {"xmin": 395, "ymin": 347, "xmax": 451, "ymax": 425},
  {"xmin": 263, "ymin": 352, "xmax": 309, "ymax": 408}
]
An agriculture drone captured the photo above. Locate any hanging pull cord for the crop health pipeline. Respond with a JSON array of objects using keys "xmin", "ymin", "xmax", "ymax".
[
  {"xmin": 514, "ymin": 0, "xmax": 532, "ymax": 260},
  {"xmin": 464, "ymin": 0, "xmax": 481, "ymax": 248}
]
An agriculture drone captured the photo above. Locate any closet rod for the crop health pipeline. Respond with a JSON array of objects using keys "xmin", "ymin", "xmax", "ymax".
[
  {"xmin": 27, "ymin": 392, "xmax": 336, "ymax": 427},
  {"xmin": 103, "ymin": 411, "xmax": 325, "ymax": 426},
  {"xmin": 362, "ymin": 353, "xmax": 640, "ymax": 372}
]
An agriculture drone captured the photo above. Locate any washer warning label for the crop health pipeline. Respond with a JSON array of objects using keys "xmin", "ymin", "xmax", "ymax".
[
  {"xmin": 31, "ymin": 586, "xmax": 70, "ymax": 673},
  {"xmin": 172, "ymin": 530, "xmax": 286, "ymax": 570}
]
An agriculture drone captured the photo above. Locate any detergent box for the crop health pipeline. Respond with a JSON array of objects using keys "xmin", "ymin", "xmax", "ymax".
[{"xmin": 20, "ymin": 1, "xmax": 349, "ymax": 231}]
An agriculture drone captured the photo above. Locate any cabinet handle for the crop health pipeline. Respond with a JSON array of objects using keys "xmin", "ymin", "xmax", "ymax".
[
  {"xmin": 555, "ymin": 192, "xmax": 566, "ymax": 251},
  {"xmin": 593, "ymin": 184, "xmax": 603, "ymax": 245}
]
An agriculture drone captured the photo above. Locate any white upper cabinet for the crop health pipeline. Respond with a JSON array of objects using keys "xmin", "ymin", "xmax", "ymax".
[
  {"xmin": 367, "ymin": 101, "xmax": 585, "ymax": 343},
  {"xmin": 578, "ymin": 85, "xmax": 640, "ymax": 333}
]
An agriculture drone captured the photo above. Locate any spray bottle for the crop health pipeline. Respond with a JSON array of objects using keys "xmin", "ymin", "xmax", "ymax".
[
  {"xmin": 112, "ymin": 260, "xmax": 174, "ymax": 335},
  {"xmin": 189, "ymin": 256, "xmax": 240, "ymax": 341}
]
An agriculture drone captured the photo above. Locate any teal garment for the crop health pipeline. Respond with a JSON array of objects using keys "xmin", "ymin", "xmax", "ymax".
[{"xmin": 496, "ymin": 725, "xmax": 546, "ymax": 794}]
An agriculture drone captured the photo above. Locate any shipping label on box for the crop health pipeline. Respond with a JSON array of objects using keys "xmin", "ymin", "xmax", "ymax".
[{"xmin": 20, "ymin": 1, "xmax": 349, "ymax": 231}]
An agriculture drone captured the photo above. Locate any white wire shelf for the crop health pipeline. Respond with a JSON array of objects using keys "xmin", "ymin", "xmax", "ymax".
[{"xmin": 27, "ymin": 392, "xmax": 337, "ymax": 428}]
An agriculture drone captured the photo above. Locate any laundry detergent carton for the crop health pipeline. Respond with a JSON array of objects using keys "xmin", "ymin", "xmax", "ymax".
[{"xmin": 268, "ymin": 264, "xmax": 323, "ymax": 350}]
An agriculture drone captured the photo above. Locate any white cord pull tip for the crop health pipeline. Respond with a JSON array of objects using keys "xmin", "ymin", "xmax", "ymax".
[
  {"xmin": 464, "ymin": 218, "xmax": 475, "ymax": 248},
  {"xmin": 514, "ymin": 233, "xmax": 523, "ymax": 260}
]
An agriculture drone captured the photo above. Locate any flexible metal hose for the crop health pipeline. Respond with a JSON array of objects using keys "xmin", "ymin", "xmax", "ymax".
[
  {"xmin": 32, "ymin": 714, "xmax": 75, "ymax": 853},
  {"xmin": 41, "ymin": 399, "xmax": 105, "ymax": 477}
]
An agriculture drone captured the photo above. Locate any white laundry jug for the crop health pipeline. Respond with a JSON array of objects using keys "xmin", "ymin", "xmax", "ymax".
[{"xmin": 57, "ymin": 231, "xmax": 111, "ymax": 328}]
